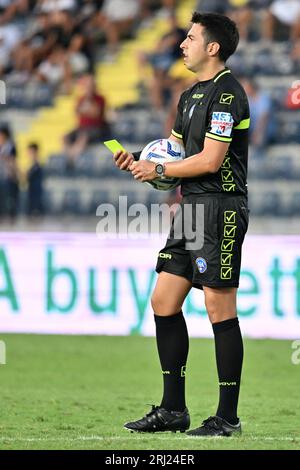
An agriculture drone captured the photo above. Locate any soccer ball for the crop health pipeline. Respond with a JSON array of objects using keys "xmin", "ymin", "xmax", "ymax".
[{"xmin": 140, "ymin": 138, "xmax": 185, "ymax": 191}]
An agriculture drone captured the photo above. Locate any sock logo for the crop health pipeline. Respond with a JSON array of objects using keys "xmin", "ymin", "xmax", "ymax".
[
  {"xmin": 181, "ymin": 366, "xmax": 186, "ymax": 377},
  {"xmin": 219, "ymin": 381, "xmax": 237, "ymax": 386},
  {"xmin": 162, "ymin": 370, "xmax": 170, "ymax": 375}
]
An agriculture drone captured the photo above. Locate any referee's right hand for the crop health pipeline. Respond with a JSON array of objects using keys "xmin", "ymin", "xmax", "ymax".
[{"xmin": 113, "ymin": 150, "xmax": 134, "ymax": 171}]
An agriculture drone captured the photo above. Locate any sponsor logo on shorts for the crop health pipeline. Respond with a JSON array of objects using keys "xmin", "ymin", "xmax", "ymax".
[{"xmin": 195, "ymin": 257, "xmax": 207, "ymax": 274}]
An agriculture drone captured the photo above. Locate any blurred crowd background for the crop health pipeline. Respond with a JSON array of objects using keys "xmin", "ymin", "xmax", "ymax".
[{"xmin": 0, "ymin": 0, "xmax": 300, "ymax": 230}]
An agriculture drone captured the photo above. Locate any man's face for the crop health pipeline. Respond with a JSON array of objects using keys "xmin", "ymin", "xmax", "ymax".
[{"xmin": 180, "ymin": 23, "xmax": 211, "ymax": 73}]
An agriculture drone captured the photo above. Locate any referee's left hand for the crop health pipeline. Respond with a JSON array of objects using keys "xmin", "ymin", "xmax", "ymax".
[{"xmin": 129, "ymin": 160, "xmax": 157, "ymax": 182}]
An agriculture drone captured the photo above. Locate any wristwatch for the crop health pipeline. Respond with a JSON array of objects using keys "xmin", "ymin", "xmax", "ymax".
[{"xmin": 155, "ymin": 163, "xmax": 165, "ymax": 178}]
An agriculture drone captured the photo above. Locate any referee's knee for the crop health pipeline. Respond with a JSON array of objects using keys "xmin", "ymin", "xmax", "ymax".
[
  {"xmin": 151, "ymin": 293, "xmax": 180, "ymax": 317},
  {"xmin": 151, "ymin": 294, "xmax": 164, "ymax": 315}
]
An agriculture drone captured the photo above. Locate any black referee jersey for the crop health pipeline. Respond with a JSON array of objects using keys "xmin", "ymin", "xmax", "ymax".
[{"xmin": 171, "ymin": 68, "xmax": 250, "ymax": 196}]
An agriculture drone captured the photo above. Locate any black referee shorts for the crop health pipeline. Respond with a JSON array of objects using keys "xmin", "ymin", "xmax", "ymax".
[{"xmin": 156, "ymin": 194, "xmax": 249, "ymax": 289}]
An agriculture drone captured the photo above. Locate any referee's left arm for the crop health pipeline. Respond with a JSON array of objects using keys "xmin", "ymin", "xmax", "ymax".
[{"xmin": 165, "ymin": 136, "xmax": 230, "ymax": 178}]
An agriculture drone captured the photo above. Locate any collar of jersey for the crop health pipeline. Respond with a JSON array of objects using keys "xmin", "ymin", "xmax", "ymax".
[{"xmin": 198, "ymin": 67, "xmax": 231, "ymax": 86}]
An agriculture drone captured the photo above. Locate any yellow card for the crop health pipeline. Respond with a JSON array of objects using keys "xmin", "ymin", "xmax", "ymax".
[{"xmin": 104, "ymin": 139, "xmax": 126, "ymax": 153}]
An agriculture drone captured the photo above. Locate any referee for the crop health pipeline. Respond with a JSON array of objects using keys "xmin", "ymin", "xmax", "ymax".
[{"xmin": 114, "ymin": 12, "xmax": 250, "ymax": 437}]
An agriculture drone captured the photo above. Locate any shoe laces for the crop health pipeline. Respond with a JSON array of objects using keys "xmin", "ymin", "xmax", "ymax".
[
  {"xmin": 145, "ymin": 405, "xmax": 160, "ymax": 418},
  {"xmin": 202, "ymin": 416, "xmax": 221, "ymax": 430}
]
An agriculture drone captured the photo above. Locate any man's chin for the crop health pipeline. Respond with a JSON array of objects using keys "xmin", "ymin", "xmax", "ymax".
[{"xmin": 185, "ymin": 63, "xmax": 195, "ymax": 72}]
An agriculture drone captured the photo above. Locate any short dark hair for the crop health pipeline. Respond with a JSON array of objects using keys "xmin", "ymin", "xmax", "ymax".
[
  {"xmin": 0, "ymin": 126, "xmax": 10, "ymax": 139},
  {"xmin": 28, "ymin": 143, "xmax": 39, "ymax": 152},
  {"xmin": 191, "ymin": 12, "xmax": 239, "ymax": 62}
]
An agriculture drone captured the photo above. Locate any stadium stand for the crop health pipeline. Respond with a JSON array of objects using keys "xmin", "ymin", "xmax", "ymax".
[{"xmin": 0, "ymin": 0, "xmax": 300, "ymax": 228}]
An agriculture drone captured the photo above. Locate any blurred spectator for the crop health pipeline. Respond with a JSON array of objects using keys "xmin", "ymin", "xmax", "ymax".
[
  {"xmin": 38, "ymin": 0, "xmax": 77, "ymax": 13},
  {"xmin": 241, "ymin": 77, "xmax": 276, "ymax": 151},
  {"xmin": 10, "ymin": 12, "xmax": 56, "ymax": 76},
  {"xmin": 96, "ymin": 0, "xmax": 140, "ymax": 57},
  {"xmin": 263, "ymin": 0, "xmax": 300, "ymax": 42},
  {"xmin": 77, "ymin": 0, "xmax": 104, "ymax": 23},
  {"xmin": 5, "ymin": 156, "xmax": 19, "ymax": 219},
  {"xmin": 36, "ymin": 45, "xmax": 72, "ymax": 92},
  {"xmin": 67, "ymin": 33, "xmax": 90, "ymax": 76},
  {"xmin": 64, "ymin": 74, "xmax": 110, "ymax": 162},
  {"xmin": 141, "ymin": 0, "xmax": 177, "ymax": 19},
  {"xmin": 0, "ymin": 126, "xmax": 16, "ymax": 159},
  {"xmin": 0, "ymin": 22, "xmax": 21, "ymax": 75},
  {"xmin": 226, "ymin": 0, "xmax": 253, "ymax": 41},
  {"xmin": 197, "ymin": 0, "xmax": 274, "ymax": 41},
  {"xmin": 0, "ymin": 0, "xmax": 34, "ymax": 25},
  {"xmin": 0, "ymin": 126, "xmax": 19, "ymax": 219},
  {"xmin": 138, "ymin": 14, "xmax": 186, "ymax": 110},
  {"xmin": 27, "ymin": 143, "xmax": 44, "ymax": 217},
  {"xmin": 196, "ymin": 0, "xmax": 228, "ymax": 14}
]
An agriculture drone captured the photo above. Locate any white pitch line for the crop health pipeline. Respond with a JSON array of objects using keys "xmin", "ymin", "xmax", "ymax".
[{"xmin": 0, "ymin": 436, "xmax": 299, "ymax": 442}]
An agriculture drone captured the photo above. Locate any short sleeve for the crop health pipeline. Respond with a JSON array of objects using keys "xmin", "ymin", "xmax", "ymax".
[
  {"xmin": 206, "ymin": 87, "xmax": 250, "ymax": 143},
  {"xmin": 171, "ymin": 93, "xmax": 185, "ymax": 140}
]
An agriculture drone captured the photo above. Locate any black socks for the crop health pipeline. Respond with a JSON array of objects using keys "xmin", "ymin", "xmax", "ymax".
[
  {"xmin": 212, "ymin": 317, "xmax": 243, "ymax": 425},
  {"xmin": 154, "ymin": 313, "xmax": 243, "ymax": 420},
  {"xmin": 154, "ymin": 311, "xmax": 189, "ymax": 412}
]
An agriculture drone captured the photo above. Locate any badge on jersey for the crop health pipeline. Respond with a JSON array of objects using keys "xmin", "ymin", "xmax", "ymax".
[
  {"xmin": 210, "ymin": 112, "xmax": 234, "ymax": 137},
  {"xmin": 219, "ymin": 93, "xmax": 234, "ymax": 105},
  {"xmin": 195, "ymin": 257, "xmax": 207, "ymax": 274}
]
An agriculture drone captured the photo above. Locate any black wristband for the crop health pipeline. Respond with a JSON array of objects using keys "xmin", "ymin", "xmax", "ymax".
[{"xmin": 132, "ymin": 151, "xmax": 142, "ymax": 161}]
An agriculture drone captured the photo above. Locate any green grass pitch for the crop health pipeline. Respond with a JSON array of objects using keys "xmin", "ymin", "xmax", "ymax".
[{"xmin": 0, "ymin": 334, "xmax": 299, "ymax": 450}]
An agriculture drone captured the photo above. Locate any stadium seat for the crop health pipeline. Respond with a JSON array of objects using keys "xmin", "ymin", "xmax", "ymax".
[
  {"xmin": 88, "ymin": 190, "xmax": 110, "ymax": 215},
  {"xmin": 269, "ymin": 156, "xmax": 294, "ymax": 180},
  {"xmin": 45, "ymin": 154, "xmax": 67, "ymax": 176},
  {"xmin": 112, "ymin": 119, "xmax": 136, "ymax": 143},
  {"xmin": 61, "ymin": 189, "xmax": 83, "ymax": 215},
  {"xmin": 288, "ymin": 192, "xmax": 300, "ymax": 217},
  {"xmin": 255, "ymin": 191, "xmax": 283, "ymax": 216},
  {"xmin": 74, "ymin": 153, "xmax": 99, "ymax": 177},
  {"xmin": 43, "ymin": 189, "xmax": 55, "ymax": 215}
]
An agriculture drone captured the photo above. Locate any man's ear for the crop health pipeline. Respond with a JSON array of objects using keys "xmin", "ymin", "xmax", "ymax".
[{"xmin": 207, "ymin": 42, "xmax": 221, "ymax": 57}]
